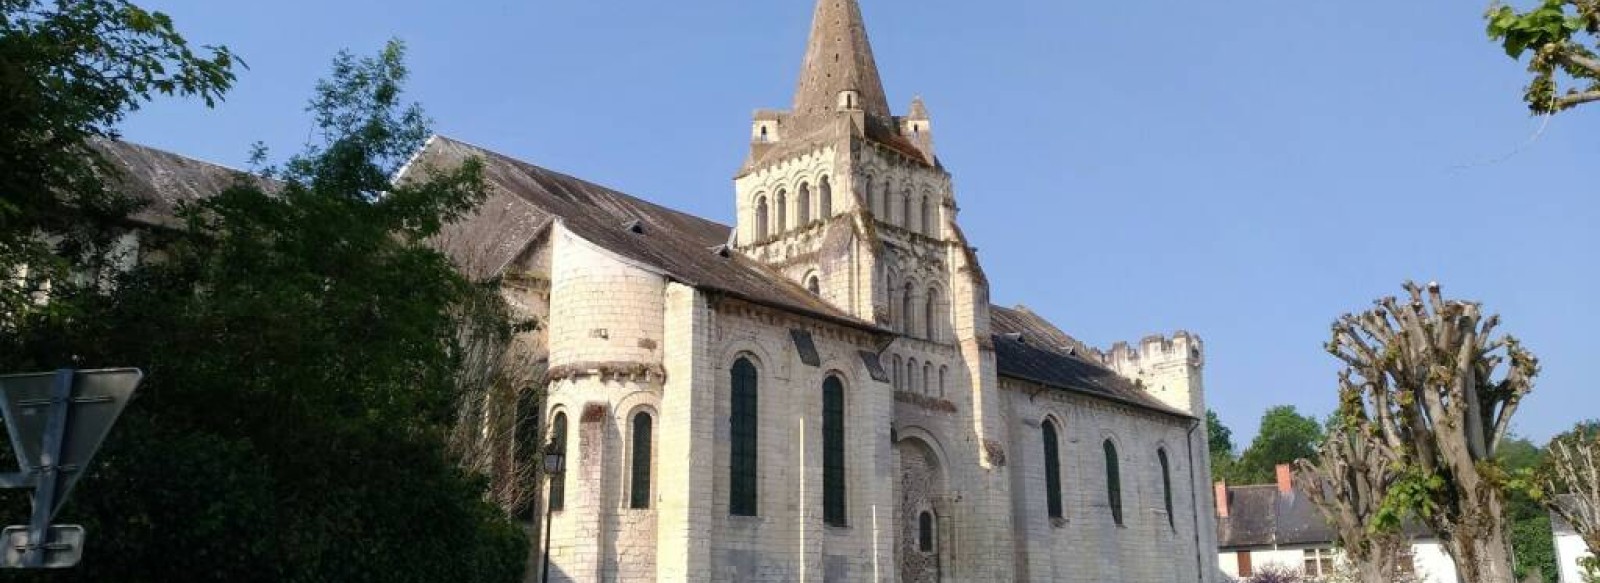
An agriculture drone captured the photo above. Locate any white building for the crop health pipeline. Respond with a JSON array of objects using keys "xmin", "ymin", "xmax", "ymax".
[
  {"xmin": 1554, "ymin": 505, "xmax": 1595, "ymax": 583},
  {"xmin": 1215, "ymin": 465, "xmax": 1458, "ymax": 582}
]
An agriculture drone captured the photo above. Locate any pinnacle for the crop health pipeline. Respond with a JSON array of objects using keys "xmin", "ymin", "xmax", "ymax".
[{"xmin": 791, "ymin": 0, "xmax": 892, "ymax": 122}]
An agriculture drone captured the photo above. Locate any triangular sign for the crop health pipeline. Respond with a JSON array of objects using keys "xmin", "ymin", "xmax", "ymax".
[{"xmin": 0, "ymin": 369, "xmax": 141, "ymax": 517}]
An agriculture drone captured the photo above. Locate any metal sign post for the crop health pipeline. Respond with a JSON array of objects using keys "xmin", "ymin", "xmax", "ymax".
[{"xmin": 0, "ymin": 368, "xmax": 142, "ymax": 569}]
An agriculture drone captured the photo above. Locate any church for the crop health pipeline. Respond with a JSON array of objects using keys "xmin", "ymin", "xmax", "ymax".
[{"xmin": 403, "ymin": 1, "xmax": 1224, "ymax": 581}]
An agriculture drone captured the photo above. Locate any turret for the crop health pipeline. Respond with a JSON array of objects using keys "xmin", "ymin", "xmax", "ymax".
[
  {"xmin": 1103, "ymin": 331, "xmax": 1205, "ymax": 416},
  {"xmin": 900, "ymin": 96, "xmax": 935, "ymax": 160}
]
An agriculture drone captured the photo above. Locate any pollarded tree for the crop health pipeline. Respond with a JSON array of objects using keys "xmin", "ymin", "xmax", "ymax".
[
  {"xmin": 1488, "ymin": 0, "xmax": 1600, "ymax": 113},
  {"xmin": 1294, "ymin": 418, "xmax": 1408, "ymax": 582},
  {"xmin": 1326, "ymin": 282, "xmax": 1538, "ymax": 582},
  {"xmin": 1537, "ymin": 422, "xmax": 1599, "ymax": 555}
]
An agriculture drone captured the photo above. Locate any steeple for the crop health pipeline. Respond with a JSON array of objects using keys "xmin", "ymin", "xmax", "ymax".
[{"xmin": 792, "ymin": 0, "xmax": 892, "ymax": 123}]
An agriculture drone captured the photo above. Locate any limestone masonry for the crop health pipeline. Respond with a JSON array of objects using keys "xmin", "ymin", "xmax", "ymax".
[{"xmin": 407, "ymin": 1, "xmax": 1225, "ymax": 581}]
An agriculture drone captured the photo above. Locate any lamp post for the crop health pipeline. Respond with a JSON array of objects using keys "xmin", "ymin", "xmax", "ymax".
[{"xmin": 539, "ymin": 437, "xmax": 566, "ymax": 583}]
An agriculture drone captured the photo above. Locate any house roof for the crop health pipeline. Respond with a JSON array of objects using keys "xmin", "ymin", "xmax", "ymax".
[
  {"xmin": 411, "ymin": 136, "xmax": 880, "ymax": 333},
  {"xmin": 1217, "ymin": 484, "xmax": 1434, "ymax": 549},
  {"xmin": 989, "ymin": 305, "xmax": 1190, "ymax": 418}
]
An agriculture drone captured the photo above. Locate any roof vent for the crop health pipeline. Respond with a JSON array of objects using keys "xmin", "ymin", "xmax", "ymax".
[
  {"xmin": 1064, "ymin": 346, "xmax": 1077, "ymax": 356},
  {"xmin": 624, "ymin": 219, "xmax": 644, "ymax": 234},
  {"xmin": 1002, "ymin": 332, "xmax": 1024, "ymax": 343},
  {"xmin": 711, "ymin": 244, "xmax": 732, "ymax": 258}
]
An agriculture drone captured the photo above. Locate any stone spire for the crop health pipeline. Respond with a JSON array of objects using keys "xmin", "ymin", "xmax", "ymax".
[{"xmin": 792, "ymin": 0, "xmax": 892, "ymax": 123}]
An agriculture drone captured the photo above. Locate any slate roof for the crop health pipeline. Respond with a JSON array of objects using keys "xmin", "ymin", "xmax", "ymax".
[
  {"xmin": 989, "ymin": 305, "xmax": 1190, "ymax": 418},
  {"xmin": 1217, "ymin": 484, "xmax": 1434, "ymax": 549},
  {"xmin": 411, "ymin": 136, "xmax": 878, "ymax": 332},
  {"xmin": 93, "ymin": 139, "xmax": 274, "ymax": 229},
  {"xmin": 792, "ymin": 0, "xmax": 892, "ymax": 123}
]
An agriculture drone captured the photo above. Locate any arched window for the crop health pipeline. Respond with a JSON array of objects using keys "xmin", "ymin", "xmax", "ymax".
[
  {"xmin": 918, "ymin": 511, "xmax": 935, "ymax": 552},
  {"xmin": 806, "ymin": 274, "xmax": 821, "ymax": 296},
  {"xmin": 901, "ymin": 189, "xmax": 911, "ymax": 229},
  {"xmin": 630, "ymin": 412, "xmax": 653, "ymax": 509},
  {"xmin": 938, "ymin": 366, "xmax": 948, "ymax": 398},
  {"xmin": 901, "ymin": 283, "xmax": 915, "ymax": 336},
  {"xmin": 776, "ymin": 189, "xmax": 788, "ymax": 234},
  {"xmin": 822, "ymin": 376, "xmax": 846, "ymax": 526},
  {"xmin": 922, "ymin": 362, "xmax": 932, "ymax": 396},
  {"xmin": 1043, "ymin": 419, "xmax": 1063, "ymax": 518},
  {"xmin": 548, "ymin": 412, "xmax": 568, "ymax": 512},
  {"xmin": 798, "ymin": 183, "xmax": 812, "ymax": 225},
  {"xmin": 921, "ymin": 196, "xmax": 933, "ymax": 235},
  {"xmin": 1104, "ymin": 440, "xmax": 1123, "ymax": 525},
  {"xmin": 893, "ymin": 355, "xmax": 903, "ymax": 390},
  {"xmin": 759, "ymin": 125, "xmax": 769, "ymax": 142},
  {"xmin": 755, "ymin": 196, "xmax": 769, "ymax": 240},
  {"xmin": 1158, "ymin": 448, "xmax": 1174, "ymax": 529},
  {"xmin": 907, "ymin": 358, "xmax": 919, "ymax": 393},
  {"xmin": 819, "ymin": 176, "xmax": 833, "ymax": 218},
  {"xmin": 730, "ymin": 358, "xmax": 759, "ymax": 516},
  {"xmin": 877, "ymin": 178, "xmax": 891, "ymax": 218},
  {"xmin": 864, "ymin": 175, "xmax": 877, "ymax": 217},
  {"xmin": 924, "ymin": 287, "xmax": 939, "ymax": 341}
]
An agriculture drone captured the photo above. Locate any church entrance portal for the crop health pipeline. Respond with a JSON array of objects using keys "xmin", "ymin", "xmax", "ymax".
[{"xmin": 897, "ymin": 437, "xmax": 945, "ymax": 583}]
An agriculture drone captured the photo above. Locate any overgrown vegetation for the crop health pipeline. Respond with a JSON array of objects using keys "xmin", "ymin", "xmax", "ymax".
[{"xmin": 0, "ymin": 1, "xmax": 529, "ymax": 577}]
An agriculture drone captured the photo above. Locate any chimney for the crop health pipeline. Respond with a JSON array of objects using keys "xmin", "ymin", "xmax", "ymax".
[
  {"xmin": 1214, "ymin": 481, "xmax": 1229, "ymax": 518},
  {"xmin": 1276, "ymin": 464, "xmax": 1294, "ymax": 494}
]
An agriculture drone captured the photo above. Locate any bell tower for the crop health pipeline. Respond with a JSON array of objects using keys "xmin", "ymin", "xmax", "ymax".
[{"xmin": 734, "ymin": 0, "xmax": 978, "ymax": 339}]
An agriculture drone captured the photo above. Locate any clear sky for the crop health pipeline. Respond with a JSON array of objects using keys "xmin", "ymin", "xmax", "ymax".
[{"xmin": 119, "ymin": 0, "xmax": 1598, "ymax": 445}]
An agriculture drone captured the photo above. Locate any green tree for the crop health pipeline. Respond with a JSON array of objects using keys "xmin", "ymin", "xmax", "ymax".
[
  {"xmin": 1229, "ymin": 405, "xmax": 1323, "ymax": 484},
  {"xmin": 1207, "ymin": 410, "xmax": 1238, "ymax": 478},
  {"xmin": 0, "ymin": 0, "xmax": 237, "ymax": 318},
  {"xmin": 0, "ymin": 40, "xmax": 524, "ymax": 582},
  {"xmin": 1487, "ymin": 0, "xmax": 1600, "ymax": 113},
  {"xmin": 1499, "ymin": 434, "xmax": 1559, "ymax": 582}
]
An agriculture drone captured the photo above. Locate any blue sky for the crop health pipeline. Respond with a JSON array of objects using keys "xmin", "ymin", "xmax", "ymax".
[{"xmin": 120, "ymin": 0, "xmax": 1597, "ymax": 446}]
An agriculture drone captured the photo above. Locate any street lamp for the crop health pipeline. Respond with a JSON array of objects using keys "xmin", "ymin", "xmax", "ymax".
[{"xmin": 540, "ymin": 437, "xmax": 566, "ymax": 583}]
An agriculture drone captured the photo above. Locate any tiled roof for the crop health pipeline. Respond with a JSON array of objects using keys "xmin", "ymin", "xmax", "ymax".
[
  {"xmin": 93, "ymin": 140, "xmax": 276, "ymax": 229},
  {"xmin": 413, "ymin": 136, "xmax": 880, "ymax": 332},
  {"xmin": 989, "ymin": 305, "xmax": 1189, "ymax": 418},
  {"xmin": 1217, "ymin": 484, "xmax": 1433, "ymax": 549}
]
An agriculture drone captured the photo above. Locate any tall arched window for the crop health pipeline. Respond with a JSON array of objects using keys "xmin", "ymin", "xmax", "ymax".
[
  {"xmin": 901, "ymin": 283, "xmax": 915, "ymax": 336},
  {"xmin": 822, "ymin": 376, "xmax": 846, "ymax": 526},
  {"xmin": 798, "ymin": 183, "xmax": 812, "ymax": 225},
  {"xmin": 893, "ymin": 355, "xmax": 903, "ymax": 390},
  {"xmin": 806, "ymin": 274, "xmax": 821, "ymax": 296},
  {"xmin": 1104, "ymin": 440, "xmax": 1123, "ymax": 525},
  {"xmin": 918, "ymin": 511, "xmax": 935, "ymax": 552},
  {"xmin": 548, "ymin": 412, "xmax": 568, "ymax": 512},
  {"xmin": 1043, "ymin": 419, "xmax": 1064, "ymax": 518},
  {"xmin": 907, "ymin": 358, "xmax": 919, "ymax": 393},
  {"xmin": 924, "ymin": 287, "xmax": 939, "ymax": 341},
  {"xmin": 922, "ymin": 362, "xmax": 932, "ymax": 396},
  {"xmin": 776, "ymin": 189, "xmax": 788, "ymax": 234},
  {"xmin": 755, "ymin": 196, "xmax": 769, "ymax": 240},
  {"xmin": 938, "ymin": 366, "xmax": 948, "ymax": 398},
  {"xmin": 878, "ymin": 178, "xmax": 891, "ymax": 218},
  {"xmin": 630, "ymin": 412, "xmax": 653, "ymax": 509},
  {"xmin": 730, "ymin": 358, "xmax": 760, "ymax": 516},
  {"xmin": 819, "ymin": 176, "xmax": 833, "ymax": 217},
  {"xmin": 1158, "ymin": 448, "xmax": 1174, "ymax": 529},
  {"xmin": 900, "ymin": 190, "xmax": 911, "ymax": 228},
  {"xmin": 921, "ymin": 196, "xmax": 933, "ymax": 235}
]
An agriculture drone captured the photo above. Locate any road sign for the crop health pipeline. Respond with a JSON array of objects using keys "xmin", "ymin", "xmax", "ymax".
[
  {"xmin": 1, "ymin": 525, "xmax": 83, "ymax": 569},
  {"xmin": 0, "ymin": 369, "xmax": 141, "ymax": 517}
]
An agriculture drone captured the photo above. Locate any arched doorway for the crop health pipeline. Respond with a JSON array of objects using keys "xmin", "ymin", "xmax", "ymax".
[{"xmin": 897, "ymin": 436, "xmax": 946, "ymax": 583}]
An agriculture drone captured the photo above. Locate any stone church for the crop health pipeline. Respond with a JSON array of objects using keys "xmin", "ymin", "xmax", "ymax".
[{"xmin": 404, "ymin": 1, "xmax": 1224, "ymax": 581}]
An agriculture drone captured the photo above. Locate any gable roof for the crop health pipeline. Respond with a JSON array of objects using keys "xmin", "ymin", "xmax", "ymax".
[
  {"xmin": 1217, "ymin": 484, "xmax": 1434, "ymax": 549},
  {"xmin": 989, "ymin": 305, "xmax": 1190, "ymax": 418},
  {"xmin": 412, "ymin": 136, "xmax": 879, "ymax": 333},
  {"xmin": 94, "ymin": 139, "xmax": 275, "ymax": 229}
]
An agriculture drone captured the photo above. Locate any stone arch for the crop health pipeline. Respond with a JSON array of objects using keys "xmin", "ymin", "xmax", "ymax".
[
  {"xmin": 895, "ymin": 429, "xmax": 951, "ymax": 583},
  {"xmin": 623, "ymin": 405, "xmax": 658, "ymax": 510},
  {"xmin": 819, "ymin": 175, "xmax": 833, "ymax": 218},
  {"xmin": 754, "ymin": 195, "xmax": 769, "ymax": 241},
  {"xmin": 775, "ymin": 189, "xmax": 789, "ymax": 234},
  {"xmin": 861, "ymin": 174, "xmax": 876, "ymax": 215},
  {"xmin": 921, "ymin": 361, "xmax": 932, "ymax": 396}
]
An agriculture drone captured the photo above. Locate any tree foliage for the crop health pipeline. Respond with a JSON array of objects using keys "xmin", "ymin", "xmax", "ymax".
[
  {"xmin": 1325, "ymin": 282, "xmax": 1537, "ymax": 583},
  {"xmin": 0, "ymin": 39, "xmax": 525, "ymax": 582},
  {"xmin": 0, "ymin": 0, "xmax": 237, "ymax": 318},
  {"xmin": 1222, "ymin": 406, "xmax": 1323, "ymax": 484},
  {"xmin": 1207, "ymin": 410, "xmax": 1237, "ymax": 477},
  {"xmin": 1487, "ymin": 0, "xmax": 1600, "ymax": 113},
  {"xmin": 1535, "ymin": 421, "xmax": 1600, "ymax": 556}
]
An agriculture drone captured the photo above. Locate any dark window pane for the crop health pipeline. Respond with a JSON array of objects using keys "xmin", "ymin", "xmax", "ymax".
[
  {"xmin": 918, "ymin": 511, "xmax": 934, "ymax": 552},
  {"xmin": 1043, "ymin": 420, "xmax": 1063, "ymax": 518},
  {"xmin": 1159, "ymin": 449, "xmax": 1173, "ymax": 528},
  {"xmin": 730, "ymin": 358, "xmax": 759, "ymax": 516},
  {"xmin": 1104, "ymin": 440, "xmax": 1122, "ymax": 525},
  {"xmin": 630, "ymin": 413, "xmax": 653, "ymax": 509},
  {"xmin": 549, "ymin": 412, "xmax": 568, "ymax": 512},
  {"xmin": 823, "ymin": 376, "xmax": 846, "ymax": 526}
]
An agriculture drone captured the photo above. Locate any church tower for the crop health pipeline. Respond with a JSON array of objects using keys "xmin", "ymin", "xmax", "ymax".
[{"xmin": 735, "ymin": 0, "xmax": 979, "ymax": 345}]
